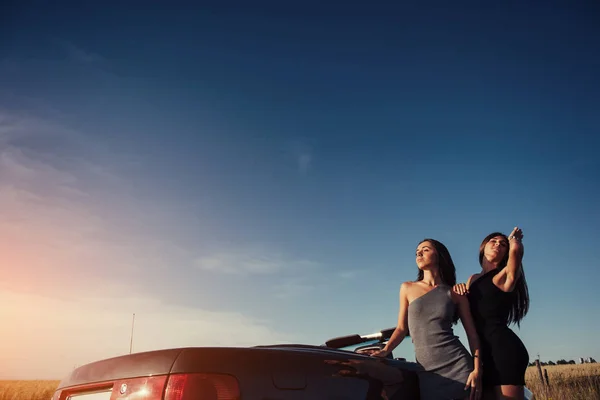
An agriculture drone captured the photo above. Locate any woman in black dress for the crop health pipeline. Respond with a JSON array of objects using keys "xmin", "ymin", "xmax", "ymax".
[{"xmin": 455, "ymin": 227, "xmax": 530, "ymax": 400}]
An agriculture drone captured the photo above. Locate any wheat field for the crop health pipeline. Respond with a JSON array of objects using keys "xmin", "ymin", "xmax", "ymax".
[
  {"xmin": 1, "ymin": 364, "xmax": 599, "ymax": 400},
  {"xmin": 525, "ymin": 363, "xmax": 600, "ymax": 400},
  {"xmin": 0, "ymin": 381, "xmax": 59, "ymax": 400}
]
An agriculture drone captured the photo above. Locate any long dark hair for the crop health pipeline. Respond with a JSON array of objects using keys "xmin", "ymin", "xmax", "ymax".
[
  {"xmin": 479, "ymin": 232, "xmax": 530, "ymax": 327},
  {"xmin": 416, "ymin": 238, "xmax": 457, "ymax": 287},
  {"xmin": 416, "ymin": 239, "xmax": 459, "ymax": 323}
]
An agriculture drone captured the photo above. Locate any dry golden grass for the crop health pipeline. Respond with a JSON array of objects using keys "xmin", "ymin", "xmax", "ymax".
[
  {"xmin": 0, "ymin": 381, "xmax": 59, "ymax": 400},
  {"xmin": 526, "ymin": 363, "xmax": 600, "ymax": 400},
  {"xmin": 1, "ymin": 365, "xmax": 599, "ymax": 400}
]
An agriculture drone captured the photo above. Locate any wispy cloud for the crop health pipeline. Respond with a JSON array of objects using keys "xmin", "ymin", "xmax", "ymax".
[
  {"xmin": 337, "ymin": 270, "xmax": 362, "ymax": 280},
  {"xmin": 0, "ymin": 109, "xmax": 327, "ymax": 300},
  {"xmin": 297, "ymin": 152, "xmax": 312, "ymax": 174},
  {"xmin": 0, "ymin": 57, "xmax": 19, "ymax": 74},
  {"xmin": 0, "ymin": 289, "xmax": 291, "ymax": 379},
  {"xmin": 287, "ymin": 139, "xmax": 313, "ymax": 175},
  {"xmin": 273, "ymin": 277, "xmax": 315, "ymax": 299},
  {"xmin": 0, "ymin": 110, "xmax": 179, "ymax": 296},
  {"xmin": 56, "ymin": 40, "xmax": 106, "ymax": 65},
  {"xmin": 195, "ymin": 247, "xmax": 318, "ymax": 276},
  {"xmin": 0, "ymin": 109, "xmax": 301, "ymax": 379}
]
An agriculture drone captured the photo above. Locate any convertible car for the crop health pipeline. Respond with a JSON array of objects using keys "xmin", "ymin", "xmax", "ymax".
[{"xmin": 52, "ymin": 328, "xmax": 533, "ymax": 400}]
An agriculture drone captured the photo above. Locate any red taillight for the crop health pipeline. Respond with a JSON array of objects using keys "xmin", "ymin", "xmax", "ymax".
[{"xmin": 165, "ymin": 374, "xmax": 240, "ymax": 400}]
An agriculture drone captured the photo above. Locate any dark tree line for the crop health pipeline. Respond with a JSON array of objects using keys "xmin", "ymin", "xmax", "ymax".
[{"xmin": 528, "ymin": 358, "xmax": 596, "ymax": 367}]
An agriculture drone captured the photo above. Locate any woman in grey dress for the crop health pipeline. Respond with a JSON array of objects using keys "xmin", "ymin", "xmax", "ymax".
[{"xmin": 373, "ymin": 239, "xmax": 482, "ymax": 400}]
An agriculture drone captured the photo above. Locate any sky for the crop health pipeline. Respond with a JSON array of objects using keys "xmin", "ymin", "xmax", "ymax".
[{"xmin": 1, "ymin": 1, "xmax": 599, "ymax": 380}]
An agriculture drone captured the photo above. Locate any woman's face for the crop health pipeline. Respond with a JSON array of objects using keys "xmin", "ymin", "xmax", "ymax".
[
  {"xmin": 416, "ymin": 241, "xmax": 438, "ymax": 271},
  {"xmin": 484, "ymin": 235, "xmax": 508, "ymax": 263}
]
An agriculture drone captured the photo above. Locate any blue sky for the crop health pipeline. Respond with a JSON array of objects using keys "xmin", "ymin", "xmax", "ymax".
[{"xmin": 1, "ymin": 1, "xmax": 599, "ymax": 379}]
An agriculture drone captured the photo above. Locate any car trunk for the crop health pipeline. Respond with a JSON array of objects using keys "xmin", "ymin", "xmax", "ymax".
[{"xmin": 54, "ymin": 347, "xmax": 419, "ymax": 400}]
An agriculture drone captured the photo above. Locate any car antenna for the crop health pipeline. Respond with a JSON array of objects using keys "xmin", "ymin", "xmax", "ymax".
[{"xmin": 129, "ymin": 313, "xmax": 135, "ymax": 354}]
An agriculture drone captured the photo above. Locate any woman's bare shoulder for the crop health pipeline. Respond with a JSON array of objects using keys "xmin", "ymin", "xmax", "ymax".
[
  {"xmin": 401, "ymin": 280, "xmax": 420, "ymax": 288},
  {"xmin": 400, "ymin": 280, "xmax": 419, "ymax": 293}
]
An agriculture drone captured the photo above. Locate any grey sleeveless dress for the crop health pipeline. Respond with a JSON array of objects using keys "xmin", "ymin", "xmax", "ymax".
[{"xmin": 408, "ymin": 285, "xmax": 474, "ymax": 400}]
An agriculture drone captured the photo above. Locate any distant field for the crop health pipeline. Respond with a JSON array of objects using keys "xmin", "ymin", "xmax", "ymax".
[
  {"xmin": 1, "ymin": 364, "xmax": 599, "ymax": 400},
  {"xmin": 0, "ymin": 380, "xmax": 59, "ymax": 400},
  {"xmin": 526, "ymin": 363, "xmax": 600, "ymax": 400}
]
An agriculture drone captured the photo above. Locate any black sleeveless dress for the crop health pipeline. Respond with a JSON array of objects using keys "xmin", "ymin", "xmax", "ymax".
[{"xmin": 467, "ymin": 269, "xmax": 529, "ymax": 386}]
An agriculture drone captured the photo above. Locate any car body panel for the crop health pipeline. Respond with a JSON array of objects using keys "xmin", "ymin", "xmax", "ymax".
[
  {"xmin": 172, "ymin": 346, "xmax": 421, "ymax": 399},
  {"xmin": 57, "ymin": 348, "xmax": 183, "ymax": 389},
  {"xmin": 57, "ymin": 345, "xmax": 421, "ymax": 399}
]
